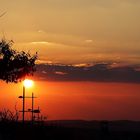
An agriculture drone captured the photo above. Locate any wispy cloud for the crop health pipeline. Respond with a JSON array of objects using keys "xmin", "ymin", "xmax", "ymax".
[
  {"xmin": 36, "ymin": 60, "xmax": 53, "ymax": 64},
  {"xmin": 30, "ymin": 41, "xmax": 51, "ymax": 45},
  {"xmin": 85, "ymin": 40, "xmax": 94, "ymax": 43},
  {"xmin": 55, "ymin": 71, "xmax": 67, "ymax": 75},
  {"xmin": 38, "ymin": 30, "xmax": 45, "ymax": 33}
]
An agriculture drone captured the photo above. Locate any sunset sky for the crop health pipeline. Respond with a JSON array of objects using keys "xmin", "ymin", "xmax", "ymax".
[
  {"xmin": 0, "ymin": 0, "xmax": 140, "ymax": 121},
  {"xmin": 0, "ymin": 0, "xmax": 140, "ymax": 64}
]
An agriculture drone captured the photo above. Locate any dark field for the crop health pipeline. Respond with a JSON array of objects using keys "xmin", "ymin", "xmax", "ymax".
[{"xmin": 0, "ymin": 120, "xmax": 140, "ymax": 140}]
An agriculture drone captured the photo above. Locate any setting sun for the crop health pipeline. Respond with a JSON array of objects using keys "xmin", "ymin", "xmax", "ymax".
[
  {"xmin": 0, "ymin": 1, "xmax": 140, "ymax": 139},
  {"xmin": 23, "ymin": 79, "xmax": 34, "ymax": 88}
]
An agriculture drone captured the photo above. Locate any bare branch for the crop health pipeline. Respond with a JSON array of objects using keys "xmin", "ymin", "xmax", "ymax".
[{"xmin": 0, "ymin": 12, "xmax": 6, "ymax": 18}]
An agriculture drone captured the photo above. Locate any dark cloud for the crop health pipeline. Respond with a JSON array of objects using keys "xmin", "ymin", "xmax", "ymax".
[{"xmin": 34, "ymin": 63, "xmax": 140, "ymax": 83}]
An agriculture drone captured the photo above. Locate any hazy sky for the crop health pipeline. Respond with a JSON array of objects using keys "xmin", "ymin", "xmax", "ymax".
[
  {"xmin": 0, "ymin": 0, "xmax": 140, "ymax": 64},
  {"xmin": 0, "ymin": 1, "xmax": 140, "ymax": 121}
]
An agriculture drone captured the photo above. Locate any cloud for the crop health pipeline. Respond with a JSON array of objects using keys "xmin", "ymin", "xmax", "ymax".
[
  {"xmin": 30, "ymin": 41, "xmax": 51, "ymax": 45},
  {"xmin": 42, "ymin": 71, "xmax": 47, "ymax": 74},
  {"xmin": 34, "ymin": 63, "xmax": 140, "ymax": 83},
  {"xmin": 38, "ymin": 30, "xmax": 45, "ymax": 33},
  {"xmin": 85, "ymin": 40, "xmax": 93, "ymax": 43},
  {"xmin": 36, "ymin": 60, "xmax": 53, "ymax": 64},
  {"xmin": 55, "ymin": 71, "xmax": 67, "ymax": 75}
]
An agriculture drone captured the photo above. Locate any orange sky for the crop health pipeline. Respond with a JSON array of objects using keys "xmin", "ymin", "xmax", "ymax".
[
  {"xmin": 0, "ymin": 81, "xmax": 140, "ymax": 120},
  {"xmin": 0, "ymin": 0, "xmax": 140, "ymax": 64}
]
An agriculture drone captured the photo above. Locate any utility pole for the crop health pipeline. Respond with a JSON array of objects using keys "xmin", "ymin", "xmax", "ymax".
[
  {"xmin": 18, "ymin": 80, "xmax": 41, "ymax": 124},
  {"xmin": 38, "ymin": 106, "xmax": 40, "ymax": 121},
  {"xmin": 19, "ymin": 92, "xmax": 39, "ymax": 123},
  {"xmin": 23, "ymin": 86, "xmax": 25, "ymax": 123},
  {"xmin": 32, "ymin": 93, "xmax": 34, "ymax": 123}
]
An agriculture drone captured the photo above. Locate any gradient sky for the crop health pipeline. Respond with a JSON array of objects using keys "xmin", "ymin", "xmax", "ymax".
[
  {"xmin": 1, "ymin": 81, "xmax": 140, "ymax": 120},
  {"xmin": 0, "ymin": 1, "xmax": 140, "ymax": 120},
  {"xmin": 0, "ymin": 0, "xmax": 140, "ymax": 64}
]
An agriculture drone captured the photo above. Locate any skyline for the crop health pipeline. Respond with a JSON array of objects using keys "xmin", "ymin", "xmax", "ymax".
[{"xmin": 0, "ymin": 0, "xmax": 140, "ymax": 65}]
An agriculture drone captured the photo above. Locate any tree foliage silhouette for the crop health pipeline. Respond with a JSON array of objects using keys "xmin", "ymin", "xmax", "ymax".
[{"xmin": 0, "ymin": 39, "xmax": 37, "ymax": 83}]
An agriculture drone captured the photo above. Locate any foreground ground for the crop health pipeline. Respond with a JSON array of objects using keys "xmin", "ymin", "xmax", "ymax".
[{"xmin": 0, "ymin": 120, "xmax": 140, "ymax": 140}]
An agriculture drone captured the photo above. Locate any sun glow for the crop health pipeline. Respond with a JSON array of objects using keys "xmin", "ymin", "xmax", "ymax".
[{"xmin": 23, "ymin": 79, "xmax": 34, "ymax": 88}]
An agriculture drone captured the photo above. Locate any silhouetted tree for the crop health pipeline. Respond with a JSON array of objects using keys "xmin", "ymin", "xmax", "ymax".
[{"xmin": 0, "ymin": 39, "xmax": 37, "ymax": 83}]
